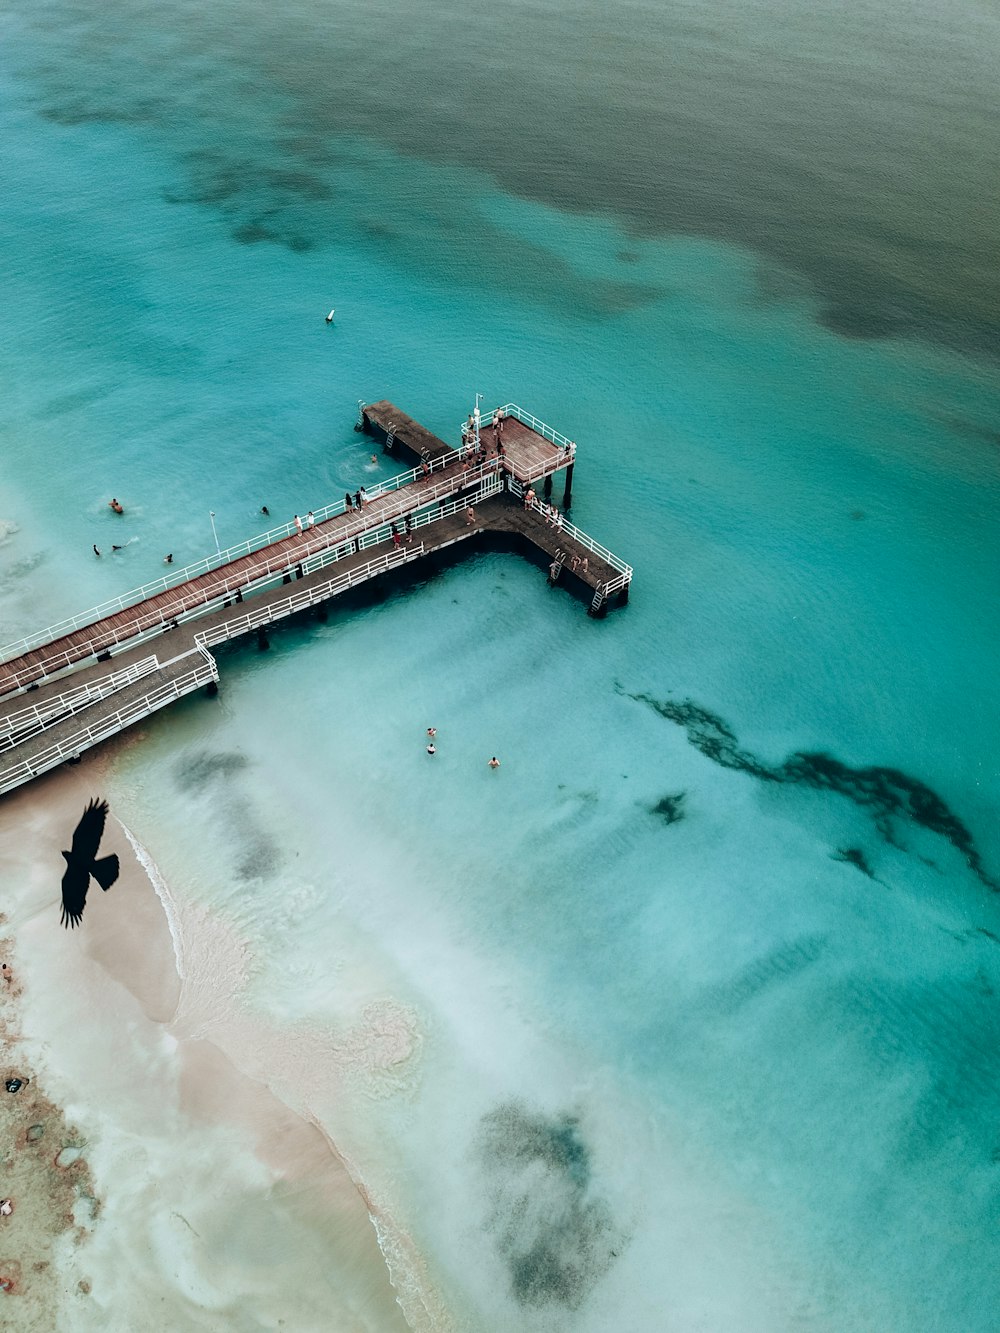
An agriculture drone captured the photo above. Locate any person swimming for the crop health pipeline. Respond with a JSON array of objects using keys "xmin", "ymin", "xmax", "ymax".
[{"xmin": 109, "ymin": 498, "xmax": 123, "ymax": 514}]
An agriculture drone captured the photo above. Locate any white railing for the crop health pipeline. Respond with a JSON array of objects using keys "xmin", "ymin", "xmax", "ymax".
[
  {"xmin": 0, "ymin": 460, "xmax": 500, "ymax": 695},
  {"xmin": 194, "ymin": 545, "xmax": 427, "ymax": 649},
  {"xmin": 557, "ymin": 517, "xmax": 632, "ymax": 580},
  {"xmin": 506, "ymin": 478, "xmax": 632, "ymax": 580},
  {"xmin": 0, "ymin": 649, "xmax": 219, "ymax": 797},
  {"xmin": 0, "ymin": 654, "xmax": 160, "ymax": 748},
  {"xmin": 464, "ymin": 403, "xmax": 577, "ymax": 454},
  {"xmin": 0, "ymin": 458, "xmax": 459, "ymax": 667},
  {"xmin": 3, "ymin": 477, "xmax": 504, "ymax": 697},
  {"xmin": 193, "ymin": 477, "xmax": 504, "ymax": 651}
]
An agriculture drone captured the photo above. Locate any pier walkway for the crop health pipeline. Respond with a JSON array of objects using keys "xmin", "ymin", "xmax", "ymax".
[{"xmin": 0, "ymin": 402, "xmax": 631, "ymax": 796}]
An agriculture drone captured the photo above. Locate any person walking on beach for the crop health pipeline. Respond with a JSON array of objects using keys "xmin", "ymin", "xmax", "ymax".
[
  {"xmin": 0, "ymin": 1200, "xmax": 12, "ymax": 1217},
  {"xmin": 1, "ymin": 963, "xmax": 11, "ymax": 986}
]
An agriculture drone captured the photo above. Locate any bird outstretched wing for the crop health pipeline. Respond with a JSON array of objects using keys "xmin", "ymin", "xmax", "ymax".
[{"xmin": 70, "ymin": 798, "xmax": 108, "ymax": 863}]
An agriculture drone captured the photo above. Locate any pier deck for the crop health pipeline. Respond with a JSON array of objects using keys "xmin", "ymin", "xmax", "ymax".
[{"xmin": 0, "ymin": 401, "xmax": 630, "ymax": 796}]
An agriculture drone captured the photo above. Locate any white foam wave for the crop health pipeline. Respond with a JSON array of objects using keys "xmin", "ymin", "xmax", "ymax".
[
  {"xmin": 118, "ymin": 819, "xmax": 187, "ymax": 980},
  {"xmin": 0, "ymin": 517, "xmax": 19, "ymax": 544}
]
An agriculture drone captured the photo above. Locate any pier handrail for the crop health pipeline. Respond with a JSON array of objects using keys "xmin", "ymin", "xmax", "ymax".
[
  {"xmin": 0, "ymin": 470, "xmax": 503, "ymax": 697},
  {"xmin": 0, "ymin": 458, "xmax": 456, "ymax": 666},
  {"xmin": 506, "ymin": 478, "xmax": 632, "ymax": 579},
  {"xmin": 0, "ymin": 649, "xmax": 219, "ymax": 797},
  {"xmin": 194, "ymin": 545, "xmax": 427, "ymax": 649},
  {"xmin": 467, "ymin": 404, "xmax": 577, "ymax": 454},
  {"xmin": 0, "ymin": 463, "xmax": 501, "ymax": 694},
  {"xmin": 0, "ymin": 654, "xmax": 160, "ymax": 748},
  {"xmin": 557, "ymin": 517, "xmax": 632, "ymax": 579}
]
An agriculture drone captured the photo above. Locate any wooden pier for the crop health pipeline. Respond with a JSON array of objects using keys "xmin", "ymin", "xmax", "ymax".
[{"xmin": 0, "ymin": 402, "xmax": 631, "ymax": 796}]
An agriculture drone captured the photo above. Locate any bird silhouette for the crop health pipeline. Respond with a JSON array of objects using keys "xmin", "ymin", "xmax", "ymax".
[{"xmin": 60, "ymin": 798, "xmax": 120, "ymax": 929}]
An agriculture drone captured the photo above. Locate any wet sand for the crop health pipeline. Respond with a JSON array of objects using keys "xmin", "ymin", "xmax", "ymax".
[{"xmin": 0, "ymin": 760, "xmax": 413, "ymax": 1329}]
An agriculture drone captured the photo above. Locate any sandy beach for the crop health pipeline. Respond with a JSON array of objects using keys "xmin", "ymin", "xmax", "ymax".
[{"xmin": 0, "ymin": 757, "xmax": 415, "ymax": 1330}]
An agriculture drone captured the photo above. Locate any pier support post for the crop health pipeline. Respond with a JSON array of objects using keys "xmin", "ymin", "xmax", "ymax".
[
  {"xmin": 563, "ymin": 462, "xmax": 574, "ymax": 508},
  {"xmin": 257, "ymin": 629, "xmax": 270, "ymax": 651},
  {"xmin": 617, "ymin": 584, "xmax": 630, "ymax": 606},
  {"xmin": 543, "ymin": 473, "xmax": 553, "ymax": 499},
  {"xmin": 206, "ymin": 680, "xmax": 219, "ymax": 697}
]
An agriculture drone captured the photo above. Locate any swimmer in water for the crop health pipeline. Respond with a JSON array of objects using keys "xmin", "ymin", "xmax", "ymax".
[{"xmin": 488, "ymin": 756, "xmax": 501, "ymax": 769}]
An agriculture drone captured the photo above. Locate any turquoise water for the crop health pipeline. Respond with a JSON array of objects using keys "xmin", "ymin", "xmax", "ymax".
[{"xmin": 3, "ymin": 1, "xmax": 1000, "ymax": 1327}]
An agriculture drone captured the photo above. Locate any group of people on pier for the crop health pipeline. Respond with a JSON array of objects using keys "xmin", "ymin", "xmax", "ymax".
[{"xmin": 522, "ymin": 486, "xmax": 564, "ymax": 529}]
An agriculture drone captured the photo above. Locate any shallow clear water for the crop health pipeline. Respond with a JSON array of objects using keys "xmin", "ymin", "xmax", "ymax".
[{"xmin": 2, "ymin": 0, "xmax": 1000, "ymax": 1328}]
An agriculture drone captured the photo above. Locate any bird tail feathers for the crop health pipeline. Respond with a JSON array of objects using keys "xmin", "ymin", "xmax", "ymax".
[{"xmin": 92, "ymin": 854, "xmax": 120, "ymax": 891}]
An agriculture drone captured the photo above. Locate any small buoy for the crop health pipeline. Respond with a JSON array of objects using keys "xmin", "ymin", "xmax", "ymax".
[{"xmin": 325, "ymin": 308, "xmax": 335, "ymax": 324}]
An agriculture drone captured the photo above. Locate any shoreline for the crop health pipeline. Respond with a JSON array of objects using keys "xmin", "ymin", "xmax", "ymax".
[{"xmin": 0, "ymin": 759, "xmax": 421, "ymax": 1329}]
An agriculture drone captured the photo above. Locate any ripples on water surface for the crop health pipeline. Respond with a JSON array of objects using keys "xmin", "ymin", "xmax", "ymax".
[{"xmin": 2, "ymin": 0, "xmax": 1000, "ymax": 1327}]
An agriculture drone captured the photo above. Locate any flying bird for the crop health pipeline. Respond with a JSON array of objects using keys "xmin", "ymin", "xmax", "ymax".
[{"xmin": 60, "ymin": 798, "xmax": 120, "ymax": 929}]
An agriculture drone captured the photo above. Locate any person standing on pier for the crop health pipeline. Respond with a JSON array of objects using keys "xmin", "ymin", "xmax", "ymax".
[
  {"xmin": 345, "ymin": 492, "xmax": 353, "ymax": 510},
  {"xmin": 404, "ymin": 513, "xmax": 413, "ymax": 542},
  {"xmin": 466, "ymin": 506, "xmax": 476, "ymax": 526},
  {"xmin": 294, "ymin": 514, "xmax": 303, "ymax": 534},
  {"xmin": 356, "ymin": 487, "xmax": 366, "ymax": 509},
  {"xmin": 306, "ymin": 511, "xmax": 315, "ymax": 528}
]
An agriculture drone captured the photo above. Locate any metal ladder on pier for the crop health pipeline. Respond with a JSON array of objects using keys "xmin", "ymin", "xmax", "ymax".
[
  {"xmin": 384, "ymin": 421, "xmax": 397, "ymax": 452},
  {"xmin": 589, "ymin": 581, "xmax": 608, "ymax": 615},
  {"xmin": 354, "ymin": 399, "xmax": 366, "ymax": 431}
]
